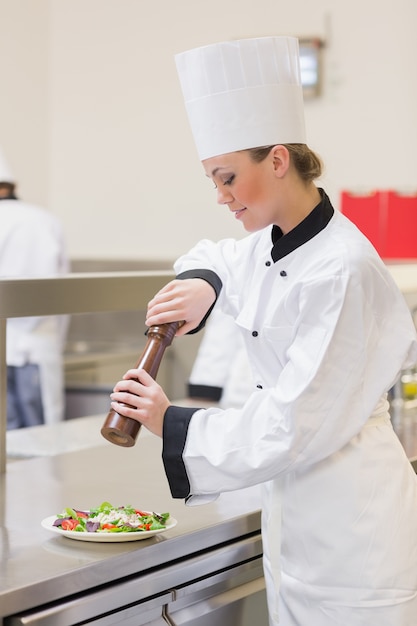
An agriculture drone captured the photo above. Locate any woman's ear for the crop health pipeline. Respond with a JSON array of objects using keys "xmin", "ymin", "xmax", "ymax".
[{"xmin": 271, "ymin": 145, "xmax": 290, "ymax": 177}]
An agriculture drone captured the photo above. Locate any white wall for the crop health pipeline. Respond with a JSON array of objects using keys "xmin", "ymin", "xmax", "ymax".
[
  {"xmin": 0, "ymin": 0, "xmax": 49, "ymax": 204},
  {"xmin": 1, "ymin": 0, "xmax": 416, "ymax": 261}
]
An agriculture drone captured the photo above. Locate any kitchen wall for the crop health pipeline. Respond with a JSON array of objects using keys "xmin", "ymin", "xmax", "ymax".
[
  {"xmin": 0, "ymin": 0, "xmax": 49, "ymax": 204},
  {"xmin": 0, "ymin": 0, "xmax": 416, "ymax": 262}
]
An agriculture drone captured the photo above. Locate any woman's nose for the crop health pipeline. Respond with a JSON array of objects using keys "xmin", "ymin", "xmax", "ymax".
[{"xmin": 217, "ymin": 187, "xmax": 233, "ymax": 205}]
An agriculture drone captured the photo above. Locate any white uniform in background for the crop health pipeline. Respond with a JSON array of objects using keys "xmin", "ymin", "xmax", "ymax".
[
  {"xmin": 0, "ymin": 149, "xmax": 69, "ymax": 426},
  {"xmin": 188, "ymin": 307, "xmax": 253, "ymax": 408}
]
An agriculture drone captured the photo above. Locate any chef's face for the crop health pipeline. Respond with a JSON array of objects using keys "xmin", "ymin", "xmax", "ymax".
[{"xmin": 202, "ymin": 147, "xmax": 285, "ymax": 233}]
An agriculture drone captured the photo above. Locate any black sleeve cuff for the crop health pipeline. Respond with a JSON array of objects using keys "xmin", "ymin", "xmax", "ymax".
[
  {"xmin": 188, "ymin": 383, "xmax": 223, "ymax": 402},
  {"xmin": 176, "ymin": 268, "xmax": 222, "ymax": 298},
  {"xmin": 162, "ymin": 405, "xmax": 199, "ymax": 499},
  {"xmin": 175, "ymin": 269, "xmax": 223, "ymax": 335}
]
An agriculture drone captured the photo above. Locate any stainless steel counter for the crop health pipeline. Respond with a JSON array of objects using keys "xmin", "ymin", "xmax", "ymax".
[
  {"xmin": 0, "ymin": 428, "xmax": 262, "ymax": 623},
  {"xmin": 6, "ymin": 415, "xmax": 109, "ymax": 458}
]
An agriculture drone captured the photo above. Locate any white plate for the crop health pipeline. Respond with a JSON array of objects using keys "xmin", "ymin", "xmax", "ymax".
[{"xmin": 41, "ymin": 514, "xmax": 177, "ymax": 542}]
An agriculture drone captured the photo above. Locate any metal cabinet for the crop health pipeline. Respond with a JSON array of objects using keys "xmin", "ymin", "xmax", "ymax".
[
  {"xmin": 4, "ymin": 585, "xmax": 172, "ymax": 626},
  {"xmin": 5, "ymin": 534, "xmax": 267, "ymax": 626},
  {"xmin": 165, "ymin": 558, "xmax": 267, "ymax": 625}
]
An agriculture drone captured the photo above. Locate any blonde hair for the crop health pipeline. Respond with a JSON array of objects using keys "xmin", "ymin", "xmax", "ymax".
[{"xmin": 248, "ymin": 144, "xmax": 323, "ymax": 182}]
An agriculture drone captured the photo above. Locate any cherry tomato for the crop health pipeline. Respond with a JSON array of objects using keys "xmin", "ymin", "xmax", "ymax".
[
  {"xmin": 61, "ymin": 519, "xmax": 79, "ymax": 531},
  {"xmin": 102, "ymin": 523, "xmax": 118, "ymax": 530}
]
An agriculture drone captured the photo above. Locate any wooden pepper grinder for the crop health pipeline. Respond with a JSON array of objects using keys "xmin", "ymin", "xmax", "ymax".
[{"xmin": 101, "ymin": 321, "xmax": 181, "ymax": 447}]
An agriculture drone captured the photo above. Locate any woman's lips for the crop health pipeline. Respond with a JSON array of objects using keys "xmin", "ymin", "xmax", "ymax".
[{"xmin": 233, "ymin": 208, "xmax": 246, "ymax": 219}]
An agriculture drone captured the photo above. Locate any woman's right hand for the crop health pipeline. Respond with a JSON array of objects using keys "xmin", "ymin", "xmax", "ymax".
[
  {"xmin": 146, "ymin": 278, "xmax": 216, "ymax": 336},
  {"xmin": 110, "ymin": 368, "xmax": 169, "ymax": 437}
]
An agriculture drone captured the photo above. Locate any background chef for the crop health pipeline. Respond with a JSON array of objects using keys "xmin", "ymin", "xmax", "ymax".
[{"xmin": 0, "ymin": 146, "xmax": 69, "ymax": 428}]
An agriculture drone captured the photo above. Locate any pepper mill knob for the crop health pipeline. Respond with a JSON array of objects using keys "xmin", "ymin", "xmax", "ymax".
[{"xmin": 100, "ymin": 321, "xmax": 181, "ymax": 447}]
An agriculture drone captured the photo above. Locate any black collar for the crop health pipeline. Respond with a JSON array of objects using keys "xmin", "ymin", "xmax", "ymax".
[
  {"xmin": 271, "ymin": 188, "xmax": 334, "ymax": 262},
  {"xmin": 0, "ymin": 194, "xmax": 18, "ymax": 201}
]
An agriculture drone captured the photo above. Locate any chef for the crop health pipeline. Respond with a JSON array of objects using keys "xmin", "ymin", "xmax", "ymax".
[
  {"xmin": 0, "ymin": 147, "xmax": 69, "ymax": 428},
  {"xmin": 111, "ymin": 36, "xmax": 417, "ymax": 624}
]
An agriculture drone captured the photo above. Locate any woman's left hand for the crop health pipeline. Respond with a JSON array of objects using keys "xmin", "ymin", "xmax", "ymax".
[
  {"xmin": 110, "ymin": 369, "xmax": 170, "ymax": 437},
  {"xmin": 146, "ymin": 278, "xmax": 216, "ymax": 336}
]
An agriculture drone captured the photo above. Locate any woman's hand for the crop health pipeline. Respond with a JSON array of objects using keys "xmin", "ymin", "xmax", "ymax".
[
  {"xmin": 110, "ymin": 369, "xmax": 170, "ymax": 437},
  {"xmin": 146, "ymin": 278, "xmax": 216, "ymax": 336}
]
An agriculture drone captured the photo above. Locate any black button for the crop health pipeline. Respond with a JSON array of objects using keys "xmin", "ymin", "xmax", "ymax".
[
  {"xmin": 265, "ymin": 260, "xmax": 271, "ymax": 266},
  {"xmin": 280, "ymin": 270, "xmax": 287, "ymax": 277},
  {"xmin": 256, "ymin": 384, "xmax": 263, "ymax": 389},
  {"xmin": 252, "ymin": 331, "xmax": 258, "ymax": 337}
]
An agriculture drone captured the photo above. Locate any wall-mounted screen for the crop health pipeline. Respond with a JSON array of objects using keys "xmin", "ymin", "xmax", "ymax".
[{"xmin": 299, "ymin": 38, "xmax": 323, "ymax": 98}]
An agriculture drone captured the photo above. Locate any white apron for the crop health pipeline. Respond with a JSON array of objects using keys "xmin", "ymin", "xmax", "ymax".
[
  {"xmin": 262, "ymin": 400, "xmax": 417, "ymax": 626},
  {"xmin": 8, "ymin": 316, "xmax": 67, "ymax": 424},
  {"xmin": 26, "ymin": 318, "xmax": 67, "ymax": 425}
]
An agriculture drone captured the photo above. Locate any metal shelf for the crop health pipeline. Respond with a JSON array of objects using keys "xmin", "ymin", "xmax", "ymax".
[{"xmin": 0, "ymin": 270, "xmax": 174, "ymax": 473}]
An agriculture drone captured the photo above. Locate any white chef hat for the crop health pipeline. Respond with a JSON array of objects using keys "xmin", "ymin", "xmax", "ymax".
[
  {"xmin": 0, "ymin": 146, "xmax": 14, "ymax": 183},
  {"xmin": 175, "ymin": 36, "xmax": 306, "ymax": 161}
]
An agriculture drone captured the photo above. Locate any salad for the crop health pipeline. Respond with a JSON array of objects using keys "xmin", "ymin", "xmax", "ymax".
[{"xmin": 52, "ymin": 501, "xmax": 171, "ymax": 534}]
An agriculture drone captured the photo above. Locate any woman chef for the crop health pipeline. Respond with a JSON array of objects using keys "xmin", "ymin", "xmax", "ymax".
[{"xmin": 111, "ymin": 37, "xmax": 417, "ymax": 625}]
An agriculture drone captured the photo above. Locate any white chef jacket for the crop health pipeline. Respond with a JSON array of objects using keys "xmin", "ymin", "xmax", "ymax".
[
  {"xmin": 0, "ymin": 198, "xmax": 69, "ymax": 424},
  {"xmin": 188, "ymin": 306, "xmax": 253, "ymax": 408},
  {"xmin": 162, "ymin": 190, "xmax": 417, "ymax": 625}
]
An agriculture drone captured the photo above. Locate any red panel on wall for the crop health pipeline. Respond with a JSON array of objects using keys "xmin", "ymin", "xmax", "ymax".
[
  {"xmin": 340, "ymin": 191, "xmax": 386, "ymax": 255},
  {"xmin": 384, "ymin": 191, "xmax": 417, "ymax": 259},
  {"xmin": 340, "ymin": 190, "xmax": 417, "ymax": 259}
]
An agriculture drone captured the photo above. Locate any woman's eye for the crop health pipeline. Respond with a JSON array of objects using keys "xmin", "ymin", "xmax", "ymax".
[{"xmin": 210, "ymin": 174, "xmax": 235, "ymax": 190}]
